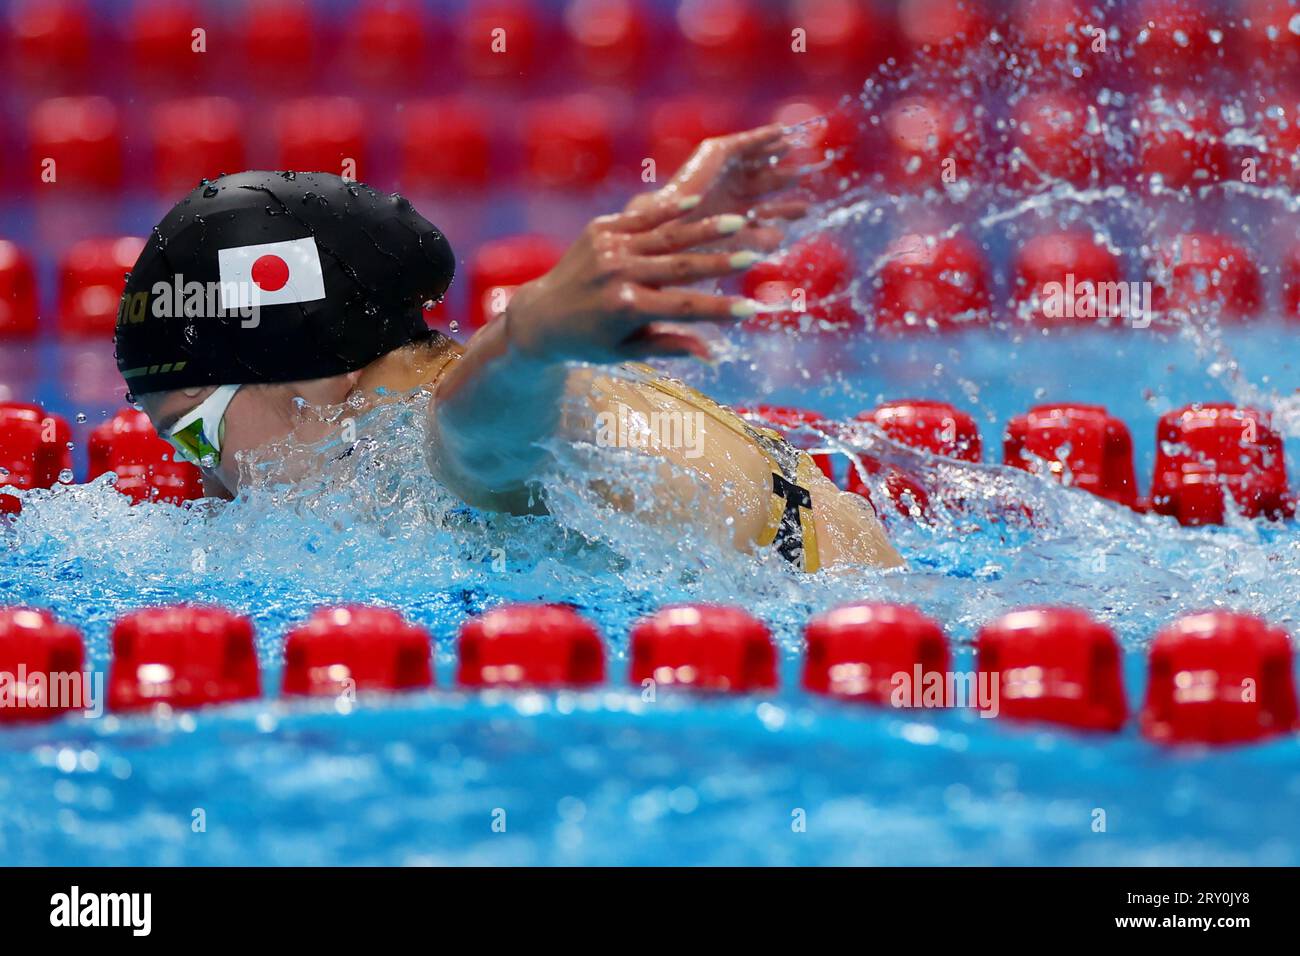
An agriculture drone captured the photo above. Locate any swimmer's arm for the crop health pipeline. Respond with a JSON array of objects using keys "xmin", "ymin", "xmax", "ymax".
[{"xmin": 427, "ymin": 125, "xmax": 806, "ymax": 511}]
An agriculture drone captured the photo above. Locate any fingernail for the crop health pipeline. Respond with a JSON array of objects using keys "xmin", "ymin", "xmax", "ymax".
[
  {"xmin": 730, "ymin": 299, "xmax": 760, "ymax": 318},
  {"xmin": 677, "ymin": 195, "xmax": 702, "ymax": 211},
  {"xmin": 717, "ymin": 214, "xmax": 746, "ymax": 235},
  {"xmin": 728, "ymin": 251, "xmax": 762, "ymax": 269}
]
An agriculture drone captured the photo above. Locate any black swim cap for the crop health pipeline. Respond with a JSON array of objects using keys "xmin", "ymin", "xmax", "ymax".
[{"xmin": 115, "ymin": 171, "xmax": 455, "ymax": 394}]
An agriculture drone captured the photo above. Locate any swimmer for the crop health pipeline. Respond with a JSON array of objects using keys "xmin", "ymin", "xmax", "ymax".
[{"xmin": 115, "ymin": 125, "xmax": 902, "ymax": 571}]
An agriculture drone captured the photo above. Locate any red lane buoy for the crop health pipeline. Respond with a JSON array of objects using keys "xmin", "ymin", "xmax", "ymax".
[
  {"xmin": 630, "ymin": 604, "xmax": 776, "ymax": 692},
  {"xmin": 458, "ymin": 603, "xmax": 605, "ymax": 688},
  {"xmin": 467, "ymin": 235, "xmax": 564, "ymax": 332},
  {"xmin": 87, "ymin": 408, "xmax": 202, "ymax": 505},
  {"xmin": 976, "ymin": 607, "xmax": 1127, "ymax": 732},
  {"xmin": 283, "ymin": 606, "xmax": 433, "ymax": 697},
  {"xmin": 0, "ymin": 607, "xmax": 85, "ymax": 723},
  {"xmin": 1003, "ymin": 403, "xmax": 1140, "ymax": 509},
  {"xmin": 1150, "ymin": 233, "xmax": 1261, "ymax": 323},
  {"xmin": 740, "ymin": 233, "xmax": 857, "ymax": 331},
  {"xmin": 802, "ymin": 603, "xmax": 949, "ymax": 706},
  {"xmin": 1149, "ymin": 403, "xmax": 1292, "ymax": 525},
  {"xmin": 1011, "ymin": 231, "xmax": 1125, "ymax": 327},
  {"xmin": 1141, "ymin": 611, "xmax": 1298, "ymax": 745},
  {"xmin": 875, "ymin": 233, "xmax": 991, "ymax": 332},
  {"xmin": 108, "ymin": 606, "xmax": 260, "ymax": 712},
  {"xmin": 0, "ymin": 402, "xmax": 73, "ymax": 514}
]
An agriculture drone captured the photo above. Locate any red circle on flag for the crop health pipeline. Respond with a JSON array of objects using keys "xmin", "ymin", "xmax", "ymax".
[{"xmin": 251, "ymin": 254, "xmax": 290, "ymax": 292}]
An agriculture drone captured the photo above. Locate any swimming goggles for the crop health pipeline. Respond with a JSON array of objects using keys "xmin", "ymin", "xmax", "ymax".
[{"xmin": 165, "ymin": 384, "xmax": 242, "ymax": 467}]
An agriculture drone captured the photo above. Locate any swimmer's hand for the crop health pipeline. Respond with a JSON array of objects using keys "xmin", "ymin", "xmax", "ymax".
[
  {"xmin": 624, "ymin": 123, "xmax": 810, "ymax": 240},
  {"xmin": 502, "ymin": 194, "xmax": 772, "ymax": 363}
]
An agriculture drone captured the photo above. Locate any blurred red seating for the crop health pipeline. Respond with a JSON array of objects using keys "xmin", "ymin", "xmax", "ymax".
[
  {"xmin": 1136, "ymin": 90, "xmax": 1228, "ymax": 189},
  {"xmin": 896, "ymin": 0, "xmax": 988, "ymax": 62},
  {"xmin": 8, "ymin": 0, "xmax": 91, "ymax": 86},
  {"xmin": 275, "ymin": 97, "xmax": 366, "ymax": 177},
  {"xmin": 1010, "ymin": 91, "xmax": 1105, "ymax": 188},
  {"xmin": 1003, "ymin": 403, "xmax": 1140, "ymax": 509},
  {"xmin": 346, "ymin": 0, "xmax": 433, "ymax": 86},
  {"xmin": 523, "ymin": 95, "xmax": 616, "ymax": 190},
  {"xmin": 880, "ymin": 95, "xmax": 979, "ymax": 190},
  {"xmin": 785, "ymin": 0, "xmax": 892, "ymax": 84},
  {"xmin": 0, "ymin": 242, "xmax": 38, "ymax": 338},
  {"xmin": 88, "ymin": 409, "xmax": 203, "ymax": 505},
  {"xmin": 241, "ymin": 0, "xmax": 316, "ymax": 86},
  {"xmin": 646, "ymin": 96, "xmax": 743, "ymax": 177},
  {"xmin": 461, "ymin": 0, "xmax": 544, "ymax": 82},
  {"xmin": 1011, "ymin": 231, "xmax": 1124, "ymax": 326},
  {"xmin": 1011, "ymin": 0, "xmax": 1098, "ymax": 70},
  {"xmin": 398, "ymin": 97, "xmax": 491, "ymax": 191},
  {"xmin": 126, "ymin": 0, "xmax": 205, "ymax": 83},
  {"xmin": 875, "ymin": 233, "xmax": 991, "ymax": 331},
  {"xmin": 467, "ymin": 235, "xmax": 564, "ymax": 331},
  {"xmin": 563, "ymin": 0, "xmax": 650, "ymax": 82},
  {"xmin": 29, "ymin": 97, "xmax": 123, "ymax": 192},
  {"xmin": 151, "ymin": 97, "xmax": 245, "ymax": 196},
  {"xmin": 1130, "ymin": 0, "xmax": 1218, "ymax": 75},
  {"xmin": 58, "ymin": 237, "xmax": 145, "ymax": 337},
  {"xmin": 675, "ymin": 0, "xmax": 772, "ymax": 81}
]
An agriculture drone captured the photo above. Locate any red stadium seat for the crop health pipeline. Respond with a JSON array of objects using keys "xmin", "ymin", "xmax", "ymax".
[
  {"xmin": 275, "ymin": 97, "xmax": 366, "ymax": 178},
  {"xmin": 125, "ymin": 0, "xmax": 205, "ymax": 83},
  {"xmin": 345, "ymin": 0, "xmax": 433, "ymax": 87},
  {"xmin": 241, "ymin": 0, "xmax": 316, "ymax": 86},
  {"xmin": 1010, "ymin": 91, "xmax": 1106, "ymax": 188},
  {"xmin": 523, "ymin": 95, "xmax": 616, "ymax": 190},
  {"xmin": 896, "ymin": 0, "xmax": 988, "ymax": 62},
  {"xmin": 467, "ymin": 235, "xmax": 564, "ymax": 331},
  {"xmin": 675, "ymin": 0, "xmax": 772, "ymax": 82},
  {"xmin": 563, "ymin": 0, "xmax": 651, "ymax": 82},
  {"xmin": 1129, "ymin": 0, "xmax": 1219, "ymax": 76},
  {"xmin": 645, "ymin": 96, "xmax": 744, "ymax": 178},
  {"xmin": 461, "ymin": 0, "xmax": 545, "ymax": 82},
  {"xmin": 880, "ymin": 95, "xmax": 980, "ymax": 191},
  {"xmin": 784, "ymin": 0, "xmax": 893, "ymax": 84},
  {"xmin": 8, "ymin": 0, "xmax": 92, "ymax": 86},
  {"xmin": 58, "ymin": 237, "xmax": 146, "ymax": 337},
  {"xmin": 151, "ymin": 97, "xmax": 245, "ymax": 196},
  {"xmin": 1136, "ymin": 91, "xmax": 1229, "ymax": 190},
  {"xmin": 398, "ymin": 97, "xmax": 492, "ymax": 191},
  {"xmin": 29, "ymin": 97, "xmax": 123, "ymax": 192},
  {"xmin": 0, "ymin": 242, "xmax": 39, "ymax": 338}
]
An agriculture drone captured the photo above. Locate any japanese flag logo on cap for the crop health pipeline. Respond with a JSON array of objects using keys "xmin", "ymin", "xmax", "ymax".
[{"xmin": 217, "ymin": 236, "xmax": 326, "ymax": 310}]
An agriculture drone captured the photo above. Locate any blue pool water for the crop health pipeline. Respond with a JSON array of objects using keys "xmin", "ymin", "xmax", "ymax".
[
  {"xmin": 2, "ymin": 322, "xmax": 1299, "ymax": 866},
  {"xmin": 5, "ymin": 8, "xmax": 1300, "ymax": 863}
]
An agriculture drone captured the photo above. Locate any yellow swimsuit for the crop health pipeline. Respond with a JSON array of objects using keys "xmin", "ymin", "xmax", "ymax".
[{"xmin": 628, "ymin": 364, "xmax": 822, "ymax": 572}]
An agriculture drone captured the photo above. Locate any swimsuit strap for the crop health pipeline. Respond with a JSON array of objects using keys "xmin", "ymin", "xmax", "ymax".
[{"xmin": 625, "ymin": 363, "xmax": 821, "ymax": 573}]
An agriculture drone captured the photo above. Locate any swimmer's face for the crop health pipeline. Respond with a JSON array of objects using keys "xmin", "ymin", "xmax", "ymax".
[{"xmin": 139, "ymin": 378, "xmax": 354, "ymax": 493}]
